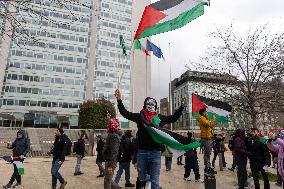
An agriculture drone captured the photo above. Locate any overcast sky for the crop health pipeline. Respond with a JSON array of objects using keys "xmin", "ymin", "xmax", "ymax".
[{"xmin": 150, "ymin": 0, "xmax": 284, "ymax": 102}]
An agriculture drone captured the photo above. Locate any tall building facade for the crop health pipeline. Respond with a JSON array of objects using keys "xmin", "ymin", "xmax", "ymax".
[{"xmin": 0, "ymin": 0, "xmax": 150, "ymax": 128}]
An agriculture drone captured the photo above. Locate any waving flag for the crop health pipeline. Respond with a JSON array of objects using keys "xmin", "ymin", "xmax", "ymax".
[
  {"xmin": 14, "ymin": 161, "xmax": 25, "ymax": 175},
  {"xmin": 192, "ymin": 93, "xmax": 232, "ymax": 122},
  {"xmin": 141, "ymin": 112, "xmax": 201, "ymax": 156},
  {"xmin": 134, "ymin": 0, "xmax": 208, "ymax": 39},
  {"xmin": 146, "ymin": 39, "xmax": 164, "ymax": 59},
  {"xmin": 119, "ymin": 35, "xmax": 127, "ymax": 56},
  {"xmin": 134, "ymin": 39, "xmax": 150, "ymax": 56}
]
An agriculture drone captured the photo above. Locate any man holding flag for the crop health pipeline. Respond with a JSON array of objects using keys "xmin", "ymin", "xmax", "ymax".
[
  {"xmin": 115, "ymin": 89, "xmax": 187, "ymax": 189},
  {"xmin": 3, "ymin": 130, "xmax": 30, "ymax": 189}
]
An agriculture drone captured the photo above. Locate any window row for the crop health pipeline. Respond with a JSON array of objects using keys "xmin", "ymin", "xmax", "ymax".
[
  {"xmin": 100, "ymin": 21, "xmax": 130, "ymax": 32},
  {"xmin": 100, "ymin": 12, "xmax": 131, "ymax": 23},
  {"xmin": 96, "ymin": 60, "xmax": 130, "ymax": 70},
  {"xmin": 101, "ymin": 2, "xmax": 132, "ymax": 13},
  {"xmin": 17, "ymin": 28, "xmax": 88, "ymax": 42},
  {"xmin": 9, "ymin": 61, "xmax": 86, "ymax": 75},
  {"xmin": 5, "ymin": 73, "xmax": 85, "ymax": 86},
  {"xmin": 11, "ymin": 50, "xmax": 88, "ymax": 64},
  {"xmin": 32, "ymin": 0, "xmax": 92, "ymax": 13},
  {"xmin": 15, "ymin": 38, "xmax": 87, "ymax": 53},
  {"xmin": 1, "ymin": 98, "xmax": 81, "ymax": 109},
  {"xmin": 2, "ymin": 85, "xmax": 85, "ymax": 98},
  {"xmin": 98, "ymin": 50, "xmax": 129, "ymax": 59}
]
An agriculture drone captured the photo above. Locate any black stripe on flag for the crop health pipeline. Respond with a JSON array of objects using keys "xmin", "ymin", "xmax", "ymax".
[
  {"xmin": 150, "ymin": 0, "xmax": 185, "ymax": 11},
  {"xmin": 141, "ymin": 113, "xmax": 189, "ymax": 145},
  {"xmin": 196, "ymin": 94, "xmax": 232, "ymax": 112}
]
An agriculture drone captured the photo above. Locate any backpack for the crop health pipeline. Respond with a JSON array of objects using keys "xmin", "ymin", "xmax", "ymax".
[
  {"xmin": 73, "ymin": 141, "xmax": 78, "ymax": 153},
  {"xmin": 63, "ymin": 134, "xmax": 72, "ymax": 156}
]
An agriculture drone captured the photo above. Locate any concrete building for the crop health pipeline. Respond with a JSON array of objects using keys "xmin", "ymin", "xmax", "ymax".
[
  {"xmin": 160, "ymin": 97, "xmax": 170, "ymax": 129},
  {"xmin": 0, "ymin": 0, "xmax": 150, "ymax": 128},
  {"xmin": 171, "ymin": 70, "xmax": 235, "ymax": 130}
]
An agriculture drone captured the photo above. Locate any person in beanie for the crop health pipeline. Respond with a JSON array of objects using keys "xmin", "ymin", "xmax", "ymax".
[
  {"xmin": 114, "ymin": 130, "xmax": 135, "ymax": 187},
  {"xmin": 51, "ymin": 128, "xmax": 67, "ymax": 189},
  {"xmin": 96, "ymin": 135, "xmax": 106, "ymax": 177},
  {"xmin": 246, "ymin": 128, "xmax": 271, "ymax": 189},
  {"xmin": 267, "ymin": 129, "xmax": 284, "ymax": 189},
  {"xmin": 234, "ymin": 128, "xmax": 249, "ymax": 189},
  {"xmin": 197, "ymin": 108, "xmax": 216, "ymax": 174},
  {"xmin": 103, "ymin": 113, "xmax": 122, "ymax": 189},
  {"xmin": 184, "ymin": 132, "xmax": 203, "ymax": 183},
  {"xmin": 3, "ymin": 130, "xmax": 30, "ymax": 189},
  {"xmin": 74, "ymin": 133, "xmax": 86, "ymax": 176},
  {"xmin": 115, "ymin": 89, "xmax": 185, "ymax": 189}
]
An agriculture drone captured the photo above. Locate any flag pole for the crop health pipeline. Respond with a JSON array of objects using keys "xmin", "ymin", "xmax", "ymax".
[
  {"xmin": 169, "ymin": 42, "xmax": 173, "ymax": 131},
  {"xmin": 146, "ymin": 53, "xmax": 148, "ymax": 96}
]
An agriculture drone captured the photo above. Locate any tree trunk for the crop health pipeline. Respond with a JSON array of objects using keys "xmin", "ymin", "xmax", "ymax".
[{"xmin": 251, "ymin": 113, "xmax": 257, "ymax": 128}]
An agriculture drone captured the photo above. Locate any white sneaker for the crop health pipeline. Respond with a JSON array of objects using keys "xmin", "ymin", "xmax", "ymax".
[
  {"xmin": 184, "ymin": 177, "xmax": 191, "ymax": 181},
  {"xmin": 195, "ymin": 179, "xmax": 204, "ymax": 183},
  {"xmin": 145, "ymin": 181, "xmax": 151, "ymax": 189}
]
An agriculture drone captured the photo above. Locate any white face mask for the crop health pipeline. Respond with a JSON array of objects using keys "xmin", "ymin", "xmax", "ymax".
[{"xmin": 145, "ymin": 99, "xmax": 157, "ymax": 113}]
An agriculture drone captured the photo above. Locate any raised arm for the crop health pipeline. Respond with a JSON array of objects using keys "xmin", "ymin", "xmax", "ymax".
[
  {"xmin": 115, "ymin": 89, "xmax": 139, "ymax": 122},
  {"xmin": 198, "ymin": 116, "xmax": 216, "ymax": 128}
]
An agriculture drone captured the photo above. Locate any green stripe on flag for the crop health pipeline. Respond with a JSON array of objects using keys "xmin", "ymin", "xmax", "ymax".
[
  {"xmin": 18, "ymin": 168, "xmax": 24, "ymax": 175},
  {"xmin": 145, "ymin": 126, "xmax": 201, "ymax": 151},
  {"xmin": 138, "ymin": 3, "xmax": 205, "ymax": 39},
  {"xmin": 134, "ymin": 39, "xmax": 142, "ymax": 50},
  {"xmin": 192, "ymin": 112, "xmax": 230, "ymax": 122}
]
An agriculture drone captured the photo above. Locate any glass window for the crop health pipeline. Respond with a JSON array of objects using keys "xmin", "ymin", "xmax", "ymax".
[
  {"xmin": 30, "ymin": 101, "xmax": 37, "ymax": 106},
  {"xmin": 7, "ymin": 99, "xmax": 14, "ymax": 105},
  {"xmin": 23, "ymin": 75, "xmax": 29, "ymax": 81},
  {"xmin": 19, "ymin": 100, "xmax": 26, "ymax": 106},
  {"xmin": 65, "ymin": 79, "xmax": 74, "ymax": 85},
  {"xmin": 11, "ymin": 74, "xmax": 17, "ymax": 80},
  {"xmin": 41, "ymin": 101, "xmax": 48, "ymax": 107}
]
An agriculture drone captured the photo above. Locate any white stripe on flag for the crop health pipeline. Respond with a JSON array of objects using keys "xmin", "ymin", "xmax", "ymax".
[{"xmin": 207, "ymin": 105, "xmax": 231, "ymax": 117}]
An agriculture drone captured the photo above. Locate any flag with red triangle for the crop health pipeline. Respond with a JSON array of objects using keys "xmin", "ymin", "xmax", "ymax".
[
  {"xmin": 192, "ymin": 93, "xmax": 232, "ymax": 122},
  {"xmin": 134, "ymin": 0, "xmax": 209, "ymax": 39}
]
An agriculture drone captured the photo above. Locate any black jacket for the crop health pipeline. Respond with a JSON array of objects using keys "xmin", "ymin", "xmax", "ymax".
[
  {"xmin": 76, "ymin": 139, "xmax": 85, "ymax": 156},
  {"xmin": 52, "ymin": 135, "xmax": 66, "ymax": 161},
  {"xmin": 10, "ymin": 137, "xmax": 30, "ymax": 157},
  {"xmin": 117, "ymin": 135, "xmax": 134, "ymax": 162},
  {"xmin": 117, "ymin": 100, "xmax": 184, "ymax": 151},
  {"xmin": 96, "ymin": 138, "xmax": 105, "ymax": 162},
  {"xmin": 246, "ymin": 137, "xmax": 271, "ymax": 166},
  {"xmin": 103, "ymin": 132, "xmax": 121, "ymax": 168}
]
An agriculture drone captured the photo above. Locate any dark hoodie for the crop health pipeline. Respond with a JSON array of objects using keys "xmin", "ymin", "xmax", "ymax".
[
  {"xmin": 117, "ymin": 99, "xmax": 184, "ymax": 151},
  {"xmin": 9, "ymin": 130, "xmax": 30, "ymax": 157},
  {"xmin": 234, "ymin": 128, "xmax": 249, "ymax": 163}
]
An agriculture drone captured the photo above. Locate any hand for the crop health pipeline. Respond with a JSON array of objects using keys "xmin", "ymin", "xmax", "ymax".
[
  {"xmin": 212, "ymin": 115, "xmax": 216, "ymax": 119},
  {"xmin": 19, "ymin": 155, "xmax": 25, "ymax": 159},
  {"xmin": 115, "ymin": 89, "xmax": 121, "ymax": 100},
  {"xmin": 58, "ymin": 161, "xmax": 63, "ymax": 165},
  {"xmin": 181, "ymin": 98, "xmax": 187, "ymax": 106},
  {"xmin": 133, "ymin": 163, "xmax": 137, "ymax": 169}
]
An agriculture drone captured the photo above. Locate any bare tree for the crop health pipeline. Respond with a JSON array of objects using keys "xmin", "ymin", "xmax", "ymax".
[
  {"xmin": 0, "ymin": 0, "xmax": 92, "ymax": 45},
  {"xmin": 195, "ymin": 25, "xmax": 284, "ymax": 128}
]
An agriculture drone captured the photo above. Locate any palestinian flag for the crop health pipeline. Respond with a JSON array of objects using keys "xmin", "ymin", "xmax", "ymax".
[
  {"xmin": 192, "ymin": 93, "xmax": 232, "ymax": 122},
  {"xmin": 134, "ymin": 0, "xmax": 208, "ymax": 39},
  {"xmin": 13, "ymin": 161, "xmax": 24, "ymax": 175},
  {"xmin": 141, "ymin": 112, "xmax": 201, "ymax": 156},
  {"xmin": 134, "ymin": 39, "xmax": 150, "ymax": 56}
]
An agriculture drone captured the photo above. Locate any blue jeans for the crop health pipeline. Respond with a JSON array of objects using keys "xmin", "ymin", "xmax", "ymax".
[
  {"xmin": 137, "ymin": 150, "xmax": 161, "ymax": 189},
  {"xmin": 51, "ymin": 159, "xmax": 64, "ymax": 187},
  {"xmin": 114, "ymin": 162, "xmax": 131, "ymax": 184},
  {"xmin": 165, "ymin": 157, "xmax": 172, "ymax": 170}
]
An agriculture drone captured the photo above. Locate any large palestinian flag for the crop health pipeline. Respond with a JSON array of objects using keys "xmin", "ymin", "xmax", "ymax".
[
  {"xmin": 192, "ymin": 93, "xmax": 232, "ymax": 122},
  {"xmin": 134, "ymin": 0, "xmax": 208, "ymax": 39},
  {"xmin": 141, "ymin": 112, "xmax": 201, "ymax": 157}
]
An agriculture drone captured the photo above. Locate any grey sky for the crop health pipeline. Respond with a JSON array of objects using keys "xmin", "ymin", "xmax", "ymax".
[{"xmin": 149, "ymin": 0, "xmax": 284, "ymax": 102}]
